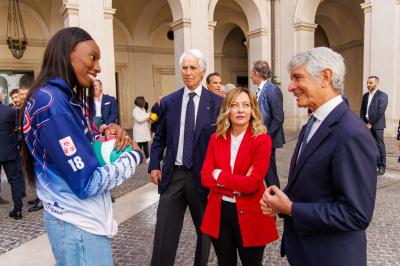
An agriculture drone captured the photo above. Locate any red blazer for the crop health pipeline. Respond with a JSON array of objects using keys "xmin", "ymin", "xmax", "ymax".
[{"xmin": 200, "ymin": 127, "xmax": 279, "ymax": 247}]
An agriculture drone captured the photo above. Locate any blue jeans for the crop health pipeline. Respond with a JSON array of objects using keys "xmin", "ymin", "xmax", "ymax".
[{"xmin": 44, "ymin": 211, "xmax": 113, "ymax": 266}]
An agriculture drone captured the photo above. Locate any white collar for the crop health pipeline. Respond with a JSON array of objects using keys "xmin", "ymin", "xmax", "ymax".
[
  {"xmin": 259, "ymin": 79, "xmax": 267, "ymax": 89},
  {"xmin": 184, "ymin": 84, "xmax": 202, "ymax": 97},
  {"xmin": 231, "ymin": 129, "xmax": 246, "ymax": 141},
  {"xmin": 313, "ymin": 95, "xmax": 343, "ymax": 123},
  {"xmin": 369, "ymin": 88, "xmax": 377, "ymax": 95}
]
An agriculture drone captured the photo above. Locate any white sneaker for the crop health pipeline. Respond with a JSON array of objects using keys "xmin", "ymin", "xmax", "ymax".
[{"xmin": 145, "ymin": 158, "xmax": 150, "ymax": 164}]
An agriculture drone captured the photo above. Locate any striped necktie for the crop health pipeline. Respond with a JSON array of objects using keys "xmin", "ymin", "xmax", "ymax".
[
  {"xmin": 256, "ymin": 87, "xmax": 261, "ymax": 99},
  {"xmin": 298, "ymin": 115, "xmax": 317, "ymax": 156}
]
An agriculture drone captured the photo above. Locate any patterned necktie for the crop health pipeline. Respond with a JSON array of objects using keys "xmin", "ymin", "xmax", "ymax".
[
  {"xmin": 256, "ymin": 87, "xmax": 261, "ymax": 99},
  {"xmin": 182, "ymin": 92, "xmax": 196, "ymax": 169},
  {"xmin": 298, "ymin": 115, "xmax": 317, "ymax": 156}
]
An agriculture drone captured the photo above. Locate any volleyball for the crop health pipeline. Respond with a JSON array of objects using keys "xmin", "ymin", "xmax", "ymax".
[
  {"xmin": 92, "ymin": 136, "xmax": 132, "ymax": 166},
  {"xmin": 149, "ymin": 112, "xmax": 158, "ymax": 122}
]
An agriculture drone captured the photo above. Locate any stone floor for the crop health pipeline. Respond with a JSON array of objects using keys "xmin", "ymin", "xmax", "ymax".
[{"xmin": 1, "ymin": 131, "xmax": 400, "ymax": 265}]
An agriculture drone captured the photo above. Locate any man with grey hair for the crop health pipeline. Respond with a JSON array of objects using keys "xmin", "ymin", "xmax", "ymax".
[
  {"xmin": 251, "ymin": 60, "xmax": 285, "ymax": 188},
  {"xmin": 149, "ymin": 49, "xmax": 222, "ymax": 266},
  {"xmin": 260, "ymin": 47, "xmax": 378, "ymax": 266}
]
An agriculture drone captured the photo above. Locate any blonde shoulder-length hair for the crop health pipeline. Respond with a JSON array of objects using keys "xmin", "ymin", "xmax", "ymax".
[{"xmin": 216, "ymin": 87, "xmax": 267, "ymax": 139}]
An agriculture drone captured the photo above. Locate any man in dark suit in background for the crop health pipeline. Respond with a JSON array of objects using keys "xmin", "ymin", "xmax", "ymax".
[
  {"xmin": 150, "ymin": 96, "xmax": 162, "ymax": 135},
  {"xmin": 0, "ymin": 91, "xmax": 8, "ymax": 204},
  {"xmin": 251, "ymin": 60, "xmax": 285, "ymax": 187},
  {"xmin": 261, "ymin": 47, "xmax": 378, "ymax": 266},
  {"xmin": 360, "ymin": 75, "xmax": 388, "ymax": 175},
  {"xmin": 0, "ymin": 100, "xmax": 24, "ymax": 219},
  {"xmin": 149, "ymin": 49, "xmax": 222, "ymax": 266},
  {"xmin": 93, "ymin": 79, "xmax": 118, "ymax": 131}
]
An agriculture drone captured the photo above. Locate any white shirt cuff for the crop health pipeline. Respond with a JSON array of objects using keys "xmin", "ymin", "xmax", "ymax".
[{"xmin": 212, "ymin": 169, "xmax": 222, "ymax": 181}]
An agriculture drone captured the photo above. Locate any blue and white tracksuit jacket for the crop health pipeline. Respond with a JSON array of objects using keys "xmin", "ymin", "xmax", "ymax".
[{"xmin": 23, "ymin": 77, "xmax": 143, "ymax": 237}]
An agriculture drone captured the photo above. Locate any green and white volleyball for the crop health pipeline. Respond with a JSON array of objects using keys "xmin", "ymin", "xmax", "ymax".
[{"xmin": 92, "ymin": 139, "xmax": 132, "ymax": 167}]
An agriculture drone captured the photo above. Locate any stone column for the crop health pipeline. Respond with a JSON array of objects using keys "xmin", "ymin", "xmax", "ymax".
[
  {"xmin": 102, "ymin": 5, "xmax": 117, "ymax": 96},
  {"xmin": 60, "ymin": 0, "xmax": 116, "ymax": 96},
  {"xmin": 60, "ymin": 1, "xmax": 79, "ymax": 27},
  {"xmin": 293, "ymin": 21, "xmax": 317, "ymax": 53},
  {"xmin": 247, "ymin": 28, "xmax": 269, "ymax": 93},
  {"xmin": 189, "ymin": 0, "xmax": 211, "ymax": 75},
  {"xmin": 361, "ymin": 1, "xmax": 372, "ymax": 86},
  {"xmin": 208, "ymin": 21, "xmax": 217, "ymax": 75},
  {"xmin": 170, "ymin": 19, "xmax": 192, "ymax": 88},
  {"xmin": 367, "ymin": 0, "xmax": 397, "ymax": 134},
  {"xmin": 394, "ymin": 0, "xmax": 400, "ymax": 124}
]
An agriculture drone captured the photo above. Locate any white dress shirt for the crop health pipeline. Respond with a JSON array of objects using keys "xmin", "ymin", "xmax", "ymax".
[
  {"xmin": 175, "ymin": 85, "xmax": 202, "ymax": 166},
  {"xmin": 366, "ymin": 89, "xmax": 377, "ymax": 120},
  {"xmin": 94, "ymin": 96, "xmax": 102, "ymax": 117},
  {"xmin": 307, "ymin": 95, "xmax": 343, "ymax": 142},
  {"xmin": 212, "ymin": 130, "xmax": 246, "ymax": 203},
  {"xmin": 256, "ymin": 79, "xmax": 267, "ymax": 100}
]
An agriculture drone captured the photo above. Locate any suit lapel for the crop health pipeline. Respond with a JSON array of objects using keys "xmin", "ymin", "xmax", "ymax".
[
  {"xmin": 194, "ymin": 87, "xmax": 212, "ymax": 144},
  {"xmin": 173, "ymin": 89, "xmax": 184, "ymax": 155},
  {"xmin": 221, "ymin": 132, "xmax": 232, "ymax": 172},
  {"xmin": 285, "ymin": 102, "xmax": 348, "ymax": 191},
  {"xmin": 287, "ymin": 126, "xmax": 305, "ymax": 180}
]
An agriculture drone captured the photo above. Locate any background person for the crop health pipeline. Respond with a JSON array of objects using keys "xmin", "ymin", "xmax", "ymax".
[
  {"xmin": 251, "ymin": 60, "xmax": 285, "ymax": 188},
  {"xmin": 9, "ymin": 89, "xmax": 22, "ymax": 109},
  {"xmin": 201, "ymin": 87, "xmax": 278, "ymax": 266},
  {"xmin": 133, "ymin": 96, "xmax": 152, "ymax": 164},
  {"xmin": 149, "ymin": 49, "xmax": 222, "ymax": 266},
  {"xmin": 206, "ymin": 72, "xmax": 224, "ymax": 97},
  {"xmin": 0, "ymin": 97, "xmax": 24, "ymax": 219},
  {"xmin": 260, "ymin": 47, "xmax": 378, "ymax": 266},
  {"xmin": 21, "ymin": 27, "xmax": 143, "ymax": 265},
  {"xmin": 360, "ymin": 75, "xmax": 388, "ymax": 175},
  {"xmin": 93, "ymin": 79, "xmax": 118, "ymax": 132},
  {"xmin": 150, "ymin": 96, "xmax": 162, "ymax": 136}
]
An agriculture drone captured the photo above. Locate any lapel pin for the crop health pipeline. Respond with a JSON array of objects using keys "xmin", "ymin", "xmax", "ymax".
[{"xmin": 206, "ymin": 106, "xmax": 210, "ymax": 111}]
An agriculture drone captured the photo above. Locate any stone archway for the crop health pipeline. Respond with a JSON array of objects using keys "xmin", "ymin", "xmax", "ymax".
[
  {"xmin": 210, "ymin": 0, "xmax": 270, "ymax": 91},
  {"xmin": 315, "ymin": 0, "xmax": 364, "ymax": 111}
]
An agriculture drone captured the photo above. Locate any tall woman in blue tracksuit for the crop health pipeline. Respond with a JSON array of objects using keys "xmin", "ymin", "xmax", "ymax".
[{"xmin": 21, "ymin": 27, "xmax": 143, "ymax": 265}]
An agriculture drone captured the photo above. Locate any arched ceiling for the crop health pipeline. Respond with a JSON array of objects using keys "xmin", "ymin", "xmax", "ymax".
[
  {"xmin": 316, "ymin": 0, "xmax": 363, "ymax": 46},
  {"xmin": 113, "ymin": 0, "xmax": 172, "ymax": 46},
  {"xmin": 209, "ymin": 0, "xmax": 266, "ymax": 31},
  {"xmin": 213, "ymin": 0, "xmax": 248, "ymax": 54}
]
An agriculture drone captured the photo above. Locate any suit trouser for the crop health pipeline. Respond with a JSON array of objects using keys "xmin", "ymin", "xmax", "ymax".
[
  {"xmin": 371, "ymin": 128, "xmax": 386, "ymax": 168},
  {"xmin": 137, "ymin": 142, "xmax": 149, "ymax": 158},
  {"xmin": 265, "ymin": 149, "xmax": 280, "ymax": 188},
  {"xmin": 211, "ymin": 200, "xmax": 265, "ymax": 266},
  {"xmin": 151, "ymin": 169, "xmax": 211, "ymax": 266},
  {"xmin": 0, "ymin": 159, "xmax": 23, "ymax": 211}
]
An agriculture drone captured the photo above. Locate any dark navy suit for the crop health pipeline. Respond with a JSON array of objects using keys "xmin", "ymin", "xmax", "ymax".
[
  {"xmin": 282, "ymin": 102, "xmax": 378, "ymax": 266},
  {"xmin": 97, "ymin": 94, "xmax": 118, "ymax": 125},
  {"xmin": 360, "ymin": 89, "xmax": 388, "ymax": 169},
  {"xmin": 258, "ymin": 80, "xmax": 285, "ymax": 187},
  {"xmin": 149, "ymin": 87, "xmax": 222, "ymax": 266},
  {"xmin": 0, "ymin": 103, "xmax": 23, "ymax": 212}
]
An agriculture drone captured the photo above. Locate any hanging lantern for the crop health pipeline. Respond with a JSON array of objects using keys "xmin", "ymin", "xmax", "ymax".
[{"xmin": 6, "ymin": 0, "xmax": 28, "ymax": 59}]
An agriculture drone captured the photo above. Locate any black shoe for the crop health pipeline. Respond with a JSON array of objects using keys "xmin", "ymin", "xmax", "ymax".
[
  {"xmin": 28, "ymin": 201, "xmax": 43, "ymax": 212},
  {"xmin": 9, "ymin": 210, "xmax": 22, "ymax": 220},
  {"xmin": 398, "ymin": 156, "xmax": 400, "ymax": 163},
  {"xmin": 0, "ymin": 197, "xmax": 9, "ymax": 205},
  {"xmin": 28, "ymin": 198, "xmax": 39, "ymax": 205},
  {"xmin": 111, "ymin": 196, "xmax": 115, "ymax": 203},
  {"xmin": 377, "ymin": 167, "xmax": 385, "ymax": 176}
]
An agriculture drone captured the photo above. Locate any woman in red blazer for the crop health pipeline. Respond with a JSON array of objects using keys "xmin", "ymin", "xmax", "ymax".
[{"xmin": 201, "ymin": 87, "xmax": 278, "ymax": 266}]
